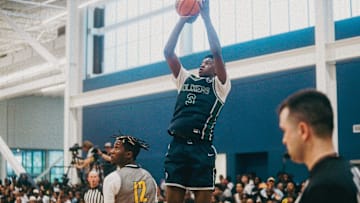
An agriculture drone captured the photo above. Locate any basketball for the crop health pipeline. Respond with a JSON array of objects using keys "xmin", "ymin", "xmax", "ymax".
[{"xmin": 175, "ymin": 0, "xmax": 200, "ymax": 17}]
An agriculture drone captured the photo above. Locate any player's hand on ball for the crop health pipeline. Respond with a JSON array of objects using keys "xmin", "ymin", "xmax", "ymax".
[
  {"xmin": 184, "ymin": 14, "xmax": 199, "ymax": 24},
  {"xmin": 199, "ymin": 0, "xmax": 209, "ymax": 17}
]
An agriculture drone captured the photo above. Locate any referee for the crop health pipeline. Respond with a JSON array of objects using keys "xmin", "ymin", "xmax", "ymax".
[{"xmin": 84, "ymin": 170, "xmax": 104, "ymax": 203}]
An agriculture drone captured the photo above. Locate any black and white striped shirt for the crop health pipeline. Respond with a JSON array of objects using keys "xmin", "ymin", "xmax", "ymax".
[{"xmin": 84, "ymin": 186, "xmax": 104, "ymax": 203}]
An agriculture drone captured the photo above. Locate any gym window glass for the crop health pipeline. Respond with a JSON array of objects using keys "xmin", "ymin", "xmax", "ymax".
[
  {"xmin": 6, "ymin": 149, "xmax": 64, "ymax": 182},
  {"xmin": 85, "ymin": 0, "xmax": 360, "ymax": 78},
  {"xmin": 48, "ymin": 151, "xmax": 64, "ymax": 183}
]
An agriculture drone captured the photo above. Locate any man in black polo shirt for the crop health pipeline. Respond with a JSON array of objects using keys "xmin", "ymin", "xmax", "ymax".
[{"xmin": 278, "ymin": 89, "xmax": 359, "ymax": 203}]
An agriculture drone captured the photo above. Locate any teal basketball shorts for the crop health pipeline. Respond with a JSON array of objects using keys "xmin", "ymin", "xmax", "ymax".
[{"xmin": 164, "ymin": 137, "xmax": 217, "ymax": 190}]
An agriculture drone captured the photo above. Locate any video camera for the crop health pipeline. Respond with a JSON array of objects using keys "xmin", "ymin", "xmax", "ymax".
[
  {"xmin": 69, "ymin": 144, "xmax": 82, "ymax": 165},
  {"xmin": 91, "ymin": 147, "xmax": 99, "ymax": 154},
  {"xmin": 69, "ymin": 143, "xmax": 82, "ymax": 152}
]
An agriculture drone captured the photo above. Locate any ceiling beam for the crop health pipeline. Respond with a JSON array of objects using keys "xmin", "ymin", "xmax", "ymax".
[
  {"xmin": 0, "ymin": 9, "xmax": 58, "ymax": 65},
  {"xmin": 8, "ymin": 0, "xmax": 65, "ymax": 10},
  {"xmin": 0, "ymin": 73, "xmax": 65, "ymax": 100},
  {"xmin": 23, "ymin": 0, "xmax": 59, "ymax": 11},
  {"xmin": 0, "ymin": 45, "xmax": 25, "ymax": 56},
  {"xmin": 1, "ymin": 10, "xmax": 43, "ymax": 20},
  {"xmin": 0, "ymin": 57, "xmax": 65, "ymax": 86},
  {"xmin": 0, "ymin": 64, "xmax": 63, "ymax": 88}
]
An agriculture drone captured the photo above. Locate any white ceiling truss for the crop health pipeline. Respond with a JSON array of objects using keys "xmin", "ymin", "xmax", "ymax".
[
  {"xmin": 0, "ymin": 0, "xmax": 67, "ymax": 57},
  {"xmin": 0, "ymin": 0, "xmax": 101, "ymax": 98}
]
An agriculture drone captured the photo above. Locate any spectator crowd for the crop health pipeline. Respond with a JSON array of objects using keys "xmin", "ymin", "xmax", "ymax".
[
  {"xmin": 0, "ymin": 139, "xmax": 311, "ymax": 203},
  {"xmin": 0, "ymin": 171, "xmax": 306, "ymax": 203}
]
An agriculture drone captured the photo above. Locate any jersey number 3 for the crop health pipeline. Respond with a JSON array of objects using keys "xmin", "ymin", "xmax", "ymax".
[
  {"xmin": 185, "ymin": 93, "xmax": 196, "ymax": 105},
  {"xmin": 133, "ymin": 180, "xmax": 148, "ymax": 203}
]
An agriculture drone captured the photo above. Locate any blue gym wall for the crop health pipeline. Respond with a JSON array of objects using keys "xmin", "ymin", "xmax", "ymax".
[
  {"xmin": 83, "ymin": 17, "xmax": 360, "ymax": 184},
  {"xmin": 337, "ymin": 59, "xmax": 360, "ymax": 160}
]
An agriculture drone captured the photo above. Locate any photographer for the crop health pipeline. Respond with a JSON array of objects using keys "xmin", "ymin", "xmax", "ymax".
[
  {"xmin": 97, "ymin": 142, "xmax": 116, "ymax": 178},
  {"xmin": 75, "ymin": 140, "xmax": 99, "ymax": 173}
]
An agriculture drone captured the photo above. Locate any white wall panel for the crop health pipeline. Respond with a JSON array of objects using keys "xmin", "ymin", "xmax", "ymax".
[{"xmin": 5, "ymin": 96, "xmax": 64, "ymax": 150}]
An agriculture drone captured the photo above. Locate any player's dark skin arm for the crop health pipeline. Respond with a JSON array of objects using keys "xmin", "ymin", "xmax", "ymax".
[
  {"xmin": 164, "ymin": 15, "xmax": 198, "ymax": 78},
  {"xmin": 200, "ymin": 0, "xmax": 227, "ymax": 84},
  {"xmin": 163, "ymin": 17, "xmax": 187, "ymax": 78}
]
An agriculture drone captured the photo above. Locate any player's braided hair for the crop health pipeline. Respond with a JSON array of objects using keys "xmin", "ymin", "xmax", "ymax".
[
  {"xmin": 115, "ymin": 135, "xmax": 149, "ymax": 150},
  {"xmin": 113, "ymin": 131, "xmax": 149, "ymax": 160}
]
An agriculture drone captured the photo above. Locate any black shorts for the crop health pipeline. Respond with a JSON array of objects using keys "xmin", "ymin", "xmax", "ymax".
[{"xmin": 164, "ymin": 137, "xmax": 216, "ymax": 190}]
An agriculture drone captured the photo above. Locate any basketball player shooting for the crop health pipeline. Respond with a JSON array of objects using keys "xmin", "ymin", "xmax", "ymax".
[{"xmin": 163, "ymin": 0, "xmax": 231, "ymax": 202}]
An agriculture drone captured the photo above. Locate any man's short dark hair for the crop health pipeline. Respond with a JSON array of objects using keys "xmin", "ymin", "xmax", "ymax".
[
  {"xmin": 278, "ymin": 89, "xmax": 334, "ymax": 138},
  {"xmin": 203, "ymin": 54, "xmax": 214, "ymax": 60}
]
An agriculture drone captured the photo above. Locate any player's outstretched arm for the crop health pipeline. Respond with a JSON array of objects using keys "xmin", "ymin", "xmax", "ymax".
[
  {"xmin": 200, "ymin": 0, "xmax": 227, "ymax": 84},
  {"xmin": 163, "ymin": 17, "xmax": 188, "ymax": 78}
]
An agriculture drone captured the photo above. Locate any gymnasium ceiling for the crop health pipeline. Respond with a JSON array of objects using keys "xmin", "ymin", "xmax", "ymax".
[
  {"xmin": 0, "ymin": 0, "xmax": 68, "ymax": 57},
  {"xmin": 0, "ymin": 0, "xmax": 98, "ymax": 98}
]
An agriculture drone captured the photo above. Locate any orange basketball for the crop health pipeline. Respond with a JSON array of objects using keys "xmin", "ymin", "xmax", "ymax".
[{"xmin": 175, "ymin": 0, "xmax": 200, "ymax": 17}]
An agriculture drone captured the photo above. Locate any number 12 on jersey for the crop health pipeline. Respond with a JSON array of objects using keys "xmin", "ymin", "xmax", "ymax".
[{"xmin": 133, "ymin": 180, "xmax": 148, "ymax": 203}]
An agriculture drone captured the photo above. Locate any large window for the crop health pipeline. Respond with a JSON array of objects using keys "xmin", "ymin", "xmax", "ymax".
[
  {"xmin": 6, "ymin": 149, "xmax": 63, "ymax": 182},
  {"xmin": 49, "ymin": 151, "xmax": 64, "ymax": 183},
  {"xmin": 6, "ymin": 150, "xmax": 45, "ymax": 178},
  {"xmin": 85, "ymin": 0, "xmax": 360, "ymax": 77}
]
